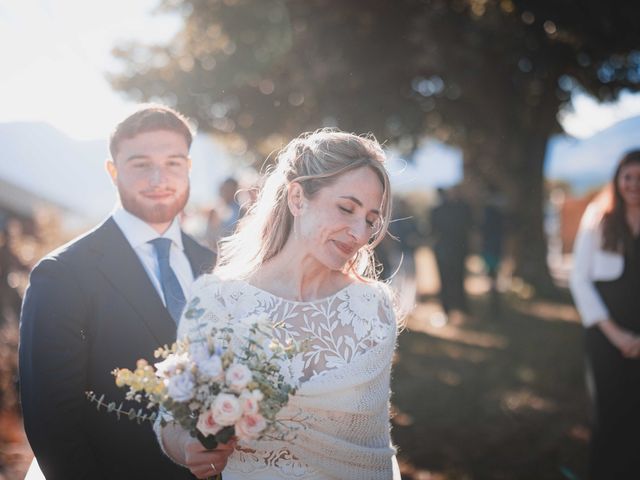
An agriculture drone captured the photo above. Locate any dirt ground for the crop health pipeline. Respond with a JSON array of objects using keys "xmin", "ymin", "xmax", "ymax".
[
  {"xmin": 392, "ymin": 249, "xmax": 589, "ymax": 480},
  {"xmin": 392, "ymin": 298, "xmax": 588, "ymax": 480},
  {"xmin": 0, "ymin": 248, "xmax": 590, "ymax": 480}
]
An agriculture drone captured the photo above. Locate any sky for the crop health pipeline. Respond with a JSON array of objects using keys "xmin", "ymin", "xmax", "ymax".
[
  {"xmin": 1, "ymin": 0, "xmax": 640, "ymax": 141},
  {"xmin": 0, "ymin": 0, "xmax": 180, "ymax": 140}
]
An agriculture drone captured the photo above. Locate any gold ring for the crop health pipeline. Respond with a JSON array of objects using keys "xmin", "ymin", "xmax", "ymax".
[{"xmin": 210, "ymin": 463, "xmax": 216, "ymax": 473}]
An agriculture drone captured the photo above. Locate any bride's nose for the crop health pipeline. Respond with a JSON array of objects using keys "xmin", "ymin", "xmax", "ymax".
[{"xmin": 347, "ymin": 220, "xmax": 368, "ymax": 244}]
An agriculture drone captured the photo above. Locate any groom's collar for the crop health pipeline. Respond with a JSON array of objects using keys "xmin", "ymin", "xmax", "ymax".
[{"xmin": 111, "ymin": 206, "xmax": 184, "ymax": 251}]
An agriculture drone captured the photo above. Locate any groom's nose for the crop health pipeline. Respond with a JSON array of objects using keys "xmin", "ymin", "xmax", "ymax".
[{"xmin": 148, "ymin": 166, "xmax": 167, "ymax": 186}]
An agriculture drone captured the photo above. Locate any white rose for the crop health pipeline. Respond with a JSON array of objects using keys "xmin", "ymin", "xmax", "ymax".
[
  {"xmin": 198, "ymin": 354, "xmax": 223, "ymax": 381},
  {"xmin": 154, "ymin": 352, "xmax": 190, "ymax": 378},
  {"xmin": 211, "ymin": 393, "xmax": 242, "ymax": 426},
  {"xmin": 225, "ymin": 363, "xmax": 253, "ymax": 393},
  {"xmin": 189, "ymin": 342, "xmax": 211, "ymax": 363},
  {"xmin": 166, "ymin": 371, "xmax": 195, "ymax": 402},
  {"xmin": 196, "ymin": 408, "xmax": 223, "ymax": 437},
  {"xmin": 235, "ymin": 413, "xmax": 267, "ymax": 441},
  {"xmin": 239, "ymin": 389, "xmax": 264, "ymax": 415}
]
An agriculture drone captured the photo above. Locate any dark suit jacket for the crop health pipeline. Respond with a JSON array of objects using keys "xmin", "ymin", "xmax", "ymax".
[{"xmin": 19, "ymin": 217, "xmax": 215, "ymax": 479}]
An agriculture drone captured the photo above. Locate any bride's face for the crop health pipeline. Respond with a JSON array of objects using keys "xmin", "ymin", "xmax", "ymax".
[{"xmin": 292, "ymin": 166, "xmax": 384, "ymax": 271}]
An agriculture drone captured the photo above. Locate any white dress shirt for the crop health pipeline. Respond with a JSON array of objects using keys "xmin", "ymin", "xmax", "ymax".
[{"xmin": 112, "ymin": 207, "xmax": 195, "ymax": 306}]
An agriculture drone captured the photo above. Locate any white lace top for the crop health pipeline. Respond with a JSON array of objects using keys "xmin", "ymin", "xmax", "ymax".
[{"xmin": 177, "ymin": 274, "xmax": 399, "ymax": 480}]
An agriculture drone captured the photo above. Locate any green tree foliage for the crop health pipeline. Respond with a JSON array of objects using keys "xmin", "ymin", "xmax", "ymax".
[{"xmin": 110, "ymin": 0, "xmax": 640, "ymax": 292}]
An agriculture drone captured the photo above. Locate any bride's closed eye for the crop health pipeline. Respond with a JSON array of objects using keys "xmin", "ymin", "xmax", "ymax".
[{"xmin": 339, "ymin": 205, "xmax": 377, "ymax": 228}]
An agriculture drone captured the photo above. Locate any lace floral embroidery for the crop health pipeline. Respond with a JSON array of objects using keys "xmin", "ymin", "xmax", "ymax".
[{"xmin": 229, "ymin": 446, "xmax": 316, "ymax": 477}]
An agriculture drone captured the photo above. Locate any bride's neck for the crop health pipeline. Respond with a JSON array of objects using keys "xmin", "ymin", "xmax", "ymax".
[{"xmin": 251, "ymin": 255, "xmax": 349, "ymax": 302}]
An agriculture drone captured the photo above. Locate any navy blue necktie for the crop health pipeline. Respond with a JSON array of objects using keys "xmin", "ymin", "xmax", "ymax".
[{"xmin": 149, "ymin": 238, "xmax": 186, "ymax": 325}]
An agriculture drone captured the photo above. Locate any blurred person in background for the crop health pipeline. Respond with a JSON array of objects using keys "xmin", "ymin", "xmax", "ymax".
[
  {"xmin": 480, "ymin": 185, "xmax": 507, "ymax": 313},
  {"xmin": 570, "ymin": 150, "xmax": 640, "ymax": 479},
  {"xmin": 430, "ymin": 186, "xmax": 473, "ymax": 322},
  {"xmin": 205, "ymin": 176, "xmax": 242, "ymax": 250}
]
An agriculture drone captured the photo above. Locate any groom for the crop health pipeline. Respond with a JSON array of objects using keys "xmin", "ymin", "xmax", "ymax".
[{"xmin": 19, "ymin": 105, "xmax": 215, "ymax": 479}]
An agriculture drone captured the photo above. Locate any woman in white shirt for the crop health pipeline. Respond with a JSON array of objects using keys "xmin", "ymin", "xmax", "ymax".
[
  {"xmin": 160, "ymin": 129, "xmax": 401, "ymax": 479},
  {"xmin": 569, "ymin": 150, "xmax": 640, "ymax": 479}
]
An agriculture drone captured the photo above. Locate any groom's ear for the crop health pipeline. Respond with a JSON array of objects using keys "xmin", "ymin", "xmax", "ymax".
[
  {"xmin": 106, "ymin": 159, "xmax": 118, "ymax": 184},
  {"xmin": 287, "ymin": 182, "xmax": 305, "ymax": 216}
]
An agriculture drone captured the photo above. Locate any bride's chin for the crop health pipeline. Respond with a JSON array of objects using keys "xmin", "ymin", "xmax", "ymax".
[{"xmin": 306, "ymin": 255, "xmax": 339, "ymax": 273}]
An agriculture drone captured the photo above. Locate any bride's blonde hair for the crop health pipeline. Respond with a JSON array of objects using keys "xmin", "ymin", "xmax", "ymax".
[{"xmin": 214, "ymin": 129, "xmax": 392, "ymax": 281}]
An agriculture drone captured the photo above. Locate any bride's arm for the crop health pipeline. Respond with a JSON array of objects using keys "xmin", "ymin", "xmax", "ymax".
[{"xmin": 160, "ymin": 423, "xmax": 236, "ymax": 479}]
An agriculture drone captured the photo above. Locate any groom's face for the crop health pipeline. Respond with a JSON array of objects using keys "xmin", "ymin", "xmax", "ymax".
[{"xmin": 107, "ymin": 129, "xmax": 191, "ymax": 232}]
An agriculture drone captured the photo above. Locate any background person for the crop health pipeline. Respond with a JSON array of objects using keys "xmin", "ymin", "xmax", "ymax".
[
  {"xmin": 430, "ymin": 186, "xmax": 473, "ymax": 322},
  {"xmin": 204, "ymin": 176, "xmax": 242, "ymax": 250},
  {"xmin": 480, "ymin": 185, "xmax": 507, "ymax": 313},
  {"xmin": 569, "ymin": 150, "xmax": 640, "ymax": 479}
]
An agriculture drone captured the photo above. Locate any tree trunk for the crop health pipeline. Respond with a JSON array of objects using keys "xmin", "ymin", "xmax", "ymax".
[
  {"xmin": 508, "ymin": 138, "xmax": 556, "ymax": 296},
  {"xmin": 461, "ymin": 110, "xmax": 559, "ymax": 296}
]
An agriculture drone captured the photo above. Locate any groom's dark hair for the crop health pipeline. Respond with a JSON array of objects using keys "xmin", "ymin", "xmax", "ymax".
[{"xmin": 109, "ymin": 104, "xmax": 195, "ymax": 159}]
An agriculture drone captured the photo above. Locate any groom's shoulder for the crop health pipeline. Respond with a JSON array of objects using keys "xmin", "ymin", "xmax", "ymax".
[{"xmin": 37, "ymin": 218, "xmax": 117, "ymax": 269}]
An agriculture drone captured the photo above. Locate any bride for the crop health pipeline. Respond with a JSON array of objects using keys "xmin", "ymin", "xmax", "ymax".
[{"xmin": 160, "ymin": 129, "xmax": 401, "ymax": 479}]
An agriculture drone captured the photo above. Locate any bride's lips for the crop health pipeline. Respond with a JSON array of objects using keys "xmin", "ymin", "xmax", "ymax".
[{"xmin": 333, "ymin": 240, "xmax": 355, "ymax": 256}]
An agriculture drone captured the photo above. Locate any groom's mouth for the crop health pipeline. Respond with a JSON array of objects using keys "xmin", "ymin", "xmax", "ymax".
[{"xmin": 142, "ymin": 191, "xmax": 174, "ymax": 200}]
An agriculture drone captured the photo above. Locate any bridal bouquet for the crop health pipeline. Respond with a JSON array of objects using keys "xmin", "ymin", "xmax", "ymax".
[{"xmin": 89, "ymin": 303, "xmax": 303, "ymax": 450}]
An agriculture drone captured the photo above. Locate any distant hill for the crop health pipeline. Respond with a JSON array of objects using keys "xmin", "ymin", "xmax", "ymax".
[
  {"xmin": 0, "ymin": 122, "xmax": 233, "ymax": 223},
  {"xmin": 545, "ymin": 115, "xmax": 640, "ymax": 194},
  {"xmin": 0, "ymin": 122, "xmax": 464, "ymax": 220},
  {"xmin": 0, "ymin": 122, "xmax": 110, "ymax": 219},
  {"xmin": 3, "ymin": 115, "xmax": 639, "ymax": 222}
]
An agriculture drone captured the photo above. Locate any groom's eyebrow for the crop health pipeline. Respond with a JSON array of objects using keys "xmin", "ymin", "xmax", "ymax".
[
  {"xmin": 339, "ymin": 195, "xmax": 380, "ymax": 215},
  {"xmin": 124, "ymin": 154, "xmax": 151, "ymax": 162},
  {"xmin": 125, "ymin": 153, "xmax": 189, "ymax": 162}
]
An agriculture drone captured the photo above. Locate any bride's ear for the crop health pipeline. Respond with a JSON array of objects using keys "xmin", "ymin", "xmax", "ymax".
[{"xmin": 287, "ymin": 182, "xmax": 305, "ymax": 216}]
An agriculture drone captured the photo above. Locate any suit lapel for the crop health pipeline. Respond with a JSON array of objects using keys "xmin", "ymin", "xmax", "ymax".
[
  {"xmin": 182, "ymin": 232, "xmax": 215, "ymax": 278},
  {"xmin": 93, "ymin": 218, "xmax": 176, "ymax": 345}
]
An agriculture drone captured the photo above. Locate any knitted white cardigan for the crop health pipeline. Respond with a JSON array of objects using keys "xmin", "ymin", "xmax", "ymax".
[{"xmin": 177, "ymin": 274, "xmax": 399, "ymax": 480}]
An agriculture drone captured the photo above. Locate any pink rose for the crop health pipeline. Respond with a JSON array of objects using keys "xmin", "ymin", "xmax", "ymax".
[
  {"xmin": 239, "ymin": 389, "xmax": 264, "ymax": 415},
  {"xmin": 196, "ymin": 408, "xmax": 223, "ymax": 437},
  {"xmin": 225, "ymin": 363, "xmax": 252, "ymax": 393},
  {"xmin": 211, "ymin": 393, "xmax": 242, "ymax": 426},
  {"xmin": 235, "ymin": 413, "xmax": 267, "ymax": 441}
]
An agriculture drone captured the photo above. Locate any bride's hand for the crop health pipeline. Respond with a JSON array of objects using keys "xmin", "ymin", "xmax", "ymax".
[
  {"xmin": 160, "ymin": 423, "xmax": 236, "ymax": 478},
  {"xmin": 183, "ymin": 436, "xmax": 237, "ymax": 479}
]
